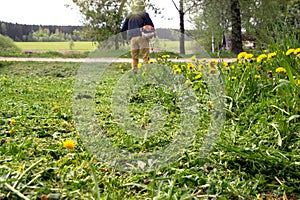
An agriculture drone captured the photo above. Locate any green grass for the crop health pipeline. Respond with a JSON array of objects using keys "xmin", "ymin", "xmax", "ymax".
[
  {"xmin": 14, "ymin": 41, "xmax": 97, "ymax": 51},
  {"xmin": 0, "ymin": 46, "xmax": 299, "ymax": 199}
]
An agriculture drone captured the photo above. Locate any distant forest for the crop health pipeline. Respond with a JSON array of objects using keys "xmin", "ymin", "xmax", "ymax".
[
  {"xmin": 0, "ymin": 21, "xmax": 85, "ymax": 42},
  {"xmin": 0, "ymin": 21, "xmax": 189, "ymax": 42}
]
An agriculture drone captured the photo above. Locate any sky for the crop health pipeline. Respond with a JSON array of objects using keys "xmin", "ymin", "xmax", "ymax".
[{"xmin": 0, "ymin": 0, "xmax": 193, "ymax": 29}]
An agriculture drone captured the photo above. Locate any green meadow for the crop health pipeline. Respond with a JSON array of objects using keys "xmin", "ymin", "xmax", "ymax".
[
  {"xmin": 0, "ymin": 46, "xmax": 299, "ymax": 199},
  {"xmin": 14, "ymin": 41, "xmax": 98, "ymax": 51}
]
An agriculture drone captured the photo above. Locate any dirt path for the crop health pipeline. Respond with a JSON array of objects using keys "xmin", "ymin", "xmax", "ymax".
[{"xmin": 0, "ymin": 56, "xmax": 235, "ymax": 63}]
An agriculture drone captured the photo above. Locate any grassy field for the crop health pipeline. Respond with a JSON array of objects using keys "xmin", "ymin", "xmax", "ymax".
[
  {"xmin": 13, "ymin": 40, "xmax": 208, "ymax": 57},
  {"xmin": 0, "ymin": 46, "xmax": 299, "ymax": 199},
  {"xmin": 14, "ymin": 41, "xmax": 98, "ymax": 51}
]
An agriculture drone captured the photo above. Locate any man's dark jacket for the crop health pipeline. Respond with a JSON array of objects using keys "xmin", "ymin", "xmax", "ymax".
[{"xmin": 121, "ymin": 11, "xmax": 154, "ymax": 41}]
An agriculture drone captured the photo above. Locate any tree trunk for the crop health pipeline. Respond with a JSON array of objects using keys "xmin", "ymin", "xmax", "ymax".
[
  {"xmin": 179, "ymin": 0, "xmax": 185, "ymax": 55},
  {"xmin": 230, "ymin": 0, "xmax": 243, "ymax": 54}
]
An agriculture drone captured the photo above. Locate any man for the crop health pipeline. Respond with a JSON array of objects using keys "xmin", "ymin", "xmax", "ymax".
[{"xmin": 121, "ymin": 0, "xmax": 155, "ymax": 73}]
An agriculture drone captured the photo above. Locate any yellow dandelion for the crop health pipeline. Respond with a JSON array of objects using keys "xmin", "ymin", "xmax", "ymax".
[
  {"xmin": 148, "ymin": 59, "xmax": 154, "ymax": 64},
  {"xmin": 10, "ymin": 119, "xmax": 16, "ymax": 126},
  {"xmin": 267, "ymin": 52, "xmax": 276, "ymax": 60},
  {"xmin": 54, "ymin": 105, "xmax": 60, "ymax": 112},
  {"xmin": 194, "ymin": 72, "xmax": 202, "ymax": 80},
  {"xmin": 18, "ymin": 165, "xmax": 25, "ymax": 172},
  {"xmin": 286, "ymin": 48, "xmax": 295, "ymax": 56},
  {"xmin": 9, "ymin": 129, "xmax": 14, "ymax": 135},
  {"xmin": 161, "ymin": 55, "xmax": 170, "ymax": 59},
  {"xmin": 257, "ymin": 54, "xmax": 267, "ymax": 63},
  {"xmin": 297, "ymin": 80, "xmax": 300, "ymax": 86},
  {"xmin": 231, "ymin": 76, "xmax": 237, "ymax": 81},
  {"xmin": 66, "ymin": 89, "xmax": 72, "ymax": 94},
  {"xmin": 254, "ymin": 75, "xmax": 261, "ymax": 79},
  {"xmin": 294, "ymin": 48, "xmax": 300, "ymax": 55},
  {"xmin": 137, "ymin": 63, "xmax": 142, "ymax": 68},
  {"xmin": 237, "ymin": 52, "xmax": 248, "ymax": 59},
  {"xmin": 187, "ymin": 62, "xmax": 196, "ymax": 70},
  {"xmin": 63, "ymin": 140, "xmax": 75, "ymax": 150},
  {"xmin": 245, "ymin": 53, "xmax": 254, "ymax": 60},
  {"xmin": 263, "ymin": 49, "xmax": 269, "ymax": 53},
  {"xmin": 172, "ymin": 64, "xmax": 179, "ymax": 69},
  {"xmin": 275, "ymin": 67, "xmax": 287, "ymax": 73},
  {"xmin": 222, "ymin": 61, "xmax": 229, "ymax": 67},
  {"xmin": 174, "ymin": 68, "xmax": 182, "ymax": 74}
]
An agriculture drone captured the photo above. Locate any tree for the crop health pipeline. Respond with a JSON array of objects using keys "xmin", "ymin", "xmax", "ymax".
[
  {"xmin": 171, "ymin": 0, "xmax": 202, "ymax": 54},
  {"xmin": 230, "ymin": 0, "xmax": 243, "ymax": 54},
  {"xmin": 192, "ymin": 0, "xmax": 230, "ymax": 52},
  {"xmin": 239, "ymin": 0, "xmax": 299, "ymax": 47},
  {"xmin": 72, "ymin": 0, "xmax": 128, "ymax": 49},
  {"xmin": 0, "ymin": 23, "xmax": 7, "ymax": 36}
]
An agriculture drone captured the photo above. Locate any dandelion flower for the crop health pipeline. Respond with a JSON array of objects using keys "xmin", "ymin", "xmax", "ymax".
[
  {"xmin": 137, "ymin": 63, "xmax": 142, "ymax": 68},
  {"xmin": 10, "ymin": 119, "xmax": 16, "ymax": 126},
  {"xmin": 275, "ymin": 67, "xmax": 287, "ymax": 73},
  {"xmin": 297, "ymin": 80, "xmax": 300, "ymax": 86},
  {"xmin": 187, "ymin": 62, "xmax": 195, "ymax": 70},
  {"xmin": 257, "ymin": 54, "xmax": 267, "ymax": 63},
  {"xmin": 18, "ymin": 165, "xmax": 24, "ymax": 172},
  {"xmin": 148, "ymin": 59, "xmax": 154, "ymax": 64},
  {"xmin": 195, "ymin": 72, "xmax": 202, "ymax": 80},
  {"xmin": 294, "ymin": 48, "xmax": 300, "ymax": 55},
  {"xmin": 66, "ymin": 89, "xmax": 72, "ymax": 94},
  {"xmin": 222, "ymin": 61, "xmax": 229, "ymax": 67},
  {"xmin": 231, "ymin": 76, "xmax": 237, "ymax": 81},
  {"xmin": 161, "ymin": 55, "xmax": 170, "ymax": 59},
  {"xmin": 237, "ymin": 52, "xmax": 248, "ymax": 59},
  {"xmin": 245, "ymin": 53, "xmax": 254, "ymax": 60},
  {"xmin": 54, "ymin": 105, "xmax": 60, "ymax": 112},
  {"xmin": 174, "ymin": 68, "xmax": 182, "ymax": 74},
  {"xmin": 254, "ymin": 75, "xmax": 261, "ymax": 79},
  {"xmin": 286, "ymin": 48, "xmax": 295, "ymax": 56},
  {"xmin": 63, "ymin": 140, "xmax": 75, "ymax": 150},
  {"xmin": 267, "ymin": 52, "xmax": 276, "ymax": 60}
]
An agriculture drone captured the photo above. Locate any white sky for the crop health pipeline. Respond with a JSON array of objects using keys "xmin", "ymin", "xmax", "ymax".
[{"xmin": 0, "ymin": 0, "xmax": 193, "ymax": 29}]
